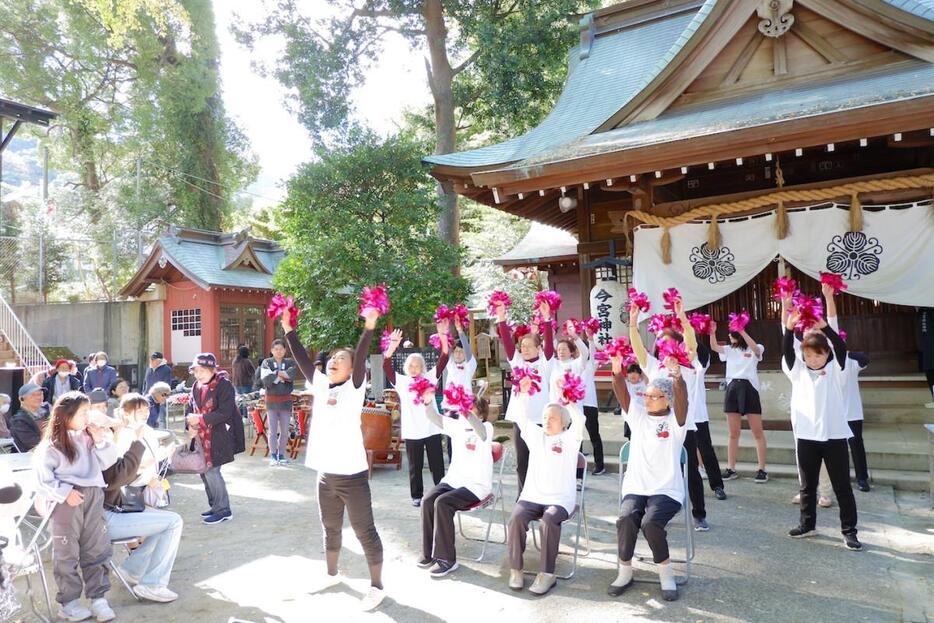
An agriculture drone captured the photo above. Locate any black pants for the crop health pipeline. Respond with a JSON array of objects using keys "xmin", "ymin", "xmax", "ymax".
[
  {"xmin": 796, "ymin": 438, "xmax": 858, "ymax": 536},
  {"xmin": 513, "ymin": 423, "xmax": 530, "ymax": 496},
  {"xmin": 926, "ymin": 370, "xmax": 934, "ymax": 399},
  {"xmin": 406, "ymin": 434, "xmax": 446, "ymax": 499},
  {"xmin": 617, "ymin": 494, "xmax": 682, "ymax": 563},
  {"xmin": 847, "ymin": 420, "xmax": 869, "ymax": 482},
  {"xmin": 421, "ymin": 484, "xmax": 479, "ymax": 563},
  {"xmin": 317, "ymin": 471, "xmax": 383, "ymax": 565},
  {"xmin": 683, "ymin": 430, "xmax": 705, "ymax": 519},
  {"xmin": 695, "ymin": 422, "xmax": 725, "ymax": 491},
  {"xmin": 581, "ymin": 406, "xmax": 604, "ymax": 471}
]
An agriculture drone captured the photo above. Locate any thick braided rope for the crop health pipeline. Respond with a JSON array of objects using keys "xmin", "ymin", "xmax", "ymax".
[{"xmin": 624, "ymin": 173, "xmax": 934, "ymax": 229}]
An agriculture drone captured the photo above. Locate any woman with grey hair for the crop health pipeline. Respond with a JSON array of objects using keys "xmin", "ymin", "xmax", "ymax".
[
  {"xmin": 506, "ymin": 375, "xmax": 584, "ymax": 596},
  {"xmin": 609, "ymin": 353, "xmax": 689, "ymax": 602},
  {"xmin": 382, "ymin": 326, "xmax": 450, "ymax": 506}
]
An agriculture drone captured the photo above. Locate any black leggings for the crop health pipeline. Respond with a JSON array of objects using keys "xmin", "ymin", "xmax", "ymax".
[
  {"xmin": 405, "ymin": 435, "xmax": 446, "ymax": 500},
  {"xmin": 847, "ymin": 420, "xmax": 869, "ymax": 481},
  {"xmin": 684, "ymin": 430, "xmax": 705, "ymax": 519},
  {"xmin": 581, "ymin": 406, "xmax": 604, "ymax": 471},
  {"xmin": 927, "ymin": 370, "xmax": 934, "ymax": 400},
  {"xmin": 514, "ymin": 423, "xmax": 529, "ymax": 496}
]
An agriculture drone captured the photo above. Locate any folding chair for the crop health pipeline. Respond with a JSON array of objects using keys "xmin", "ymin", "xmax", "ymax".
[
  {"xmin": 617, "ymin": 441, "xmax": 693, "ymax": 585},
  {"xmin": 248, "ymin": 407, "xmax": 270, "ymax": 457},
  {"xmin": 528, "ymin": 452, "xmax": 591, "ymax": 580},
  {"xmin": 288, "ymin": 408, "xmax": 309, "ymax": 460},
  {"xmin": 108, "ymin": 538, "xmax": 142, "ymax": 601},
  {"xmin": 6, "ymin": 495, "xmax": 54, "ymax": 622},
  {"xmin": 455, "ymin": 442, "xmax": 509, "ymax": 562}
]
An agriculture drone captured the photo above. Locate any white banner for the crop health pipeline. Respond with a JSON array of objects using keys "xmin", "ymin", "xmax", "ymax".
[
  {"xmin": 590, "ymin": 280, "xmax": 628, "ymax": 345},
  {"xmin": 633, "ymin": 200, "xmax": 934, "ymax": 311}
]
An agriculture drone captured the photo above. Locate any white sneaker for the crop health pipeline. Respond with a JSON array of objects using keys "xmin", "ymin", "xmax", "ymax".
[
  {"xmin": 792, "ymin": 493, "xmax": 801, "ymax": 504},
  {"xmin": 924, "ymin": 402, "xmax": 934, "ymax": 409},
  {"xmin": 133, "ymin": 584, "xmax": 179, "ymax": 603},
  {"xmin": 508, "ymin": 569, "xmax": 524, "ymax": 590},
  {"xmin": 117, "ymin": 565, "xmax": 140, "ymax": 585},
  {"xmin": 90, "ymin": 598, "xmax": 116, "ymax": 622},
  {"xmin": 57, "ymin": 600, "xmax": 92, "ymax": 622},
  {"xmin": 528, "ymin": 572, "xmax": 557, "ymax": 596},
  {"xmin": 818, "ymin": 496, "xmax": 833, "ymax": 508},
  {"xmin": 360, "ymin": 585, "xmax": 386, "ymax": 611}
]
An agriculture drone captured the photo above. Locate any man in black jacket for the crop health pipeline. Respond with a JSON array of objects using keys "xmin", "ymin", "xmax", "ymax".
[
  {"xmin": 185, "ymin": 353, "xmax": 245, "ymax": 525},
  {"xmin": 144, "ymin": 352, "xmax": 173, "ymax": 394},
  {"xmin": 10, "ymin": 383, "xmax": 48, "ymax": 452}
]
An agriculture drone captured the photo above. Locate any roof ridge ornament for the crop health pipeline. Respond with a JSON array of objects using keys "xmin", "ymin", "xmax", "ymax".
[
  {"xmin": 579, "ymin": 13, "xmax": 595, "ymax": 60},
  {"xmin": 757, "ymin": 0, "xmax": 794, "ymax": 38}
]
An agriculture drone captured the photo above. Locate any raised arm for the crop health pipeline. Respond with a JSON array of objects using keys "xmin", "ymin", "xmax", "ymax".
[
  {"xmin": 382, "ymin": 329, "xmax": 403, "ymax": 386},
  {"xmin": 821, "ymin": 322, "xmax": 847, "ymax": 370},
  {"xmin": 433, "ymin": 321, "xmax": 450, "ymax": 377},
  {"xmin": 353, "ymin": 310, "xmax": 378, "ymax": 389},
  {"xmin": 284, "ymin": 333, "xmax": 318, "ymax": 384},
  {"xmin": 541, "ymin": 301, "xmax": 555, "ymax": 360},
  {"xmin": 674, "ymin": 298, "xmax": 697, "ymax": 360},
  {"xmin": 739, "ymin": 329, "xmax": 763, "ymax": 358},
  {"xmin": 708, "ymin": 320, "xmax": 725, "ymax": 354},
  {"xmin": 610, "ymin": 356, "xmax": 631, "ymax": 413},
  {"xmin": 822, "ymin": 282, "xmax": 838, "ymax": 322},
  {"xmin": 421, "ymin": 390, "xmax": 444, "ymax": 429},
  {"xmin": 782, "ymin": 319, "xmax": 797, "ymax": 369},
  {"xmin": 671, "ymin": 372, "xmax": 688, "ymax": 428},
  {"xmin": 494, "ymin": 301, "xmax": 516, "ymax": 361},
  {"xmin": 457, "ymin": 328, "xmax": 473, "ymax": 362},
  {"xmin": 628, "ymin": 305, "xmax": 648, "ymax": 368},
  {"xmin": 464, "ymin": 411, "xmax": 487, "ymax": 441}
]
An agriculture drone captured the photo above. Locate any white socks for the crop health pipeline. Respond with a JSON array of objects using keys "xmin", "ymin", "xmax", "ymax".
[
  {"xmin": 658, "ymin": 563, "xmax": 676, "ymax": 591},
  {"xmin": 611, "ymin": 563, "xmax": 633, "ymax": 587}
]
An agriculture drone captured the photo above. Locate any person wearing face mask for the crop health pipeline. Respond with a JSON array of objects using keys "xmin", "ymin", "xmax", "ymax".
[
  {"xmin": 83, "ymin": 352, "xmax": 118, "ymax": 395},
  {"xmin": 43, "ymin": 359, "xmax": 82, "ymax": 404},
  {"xmin": 10, "ymin": 383, "xmax": 49, "ymax": 452}
]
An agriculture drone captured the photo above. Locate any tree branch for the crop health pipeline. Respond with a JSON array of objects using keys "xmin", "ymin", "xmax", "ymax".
[{"xmin": 451, "ymin": 48, "xmax": 480, "ymax": 76}]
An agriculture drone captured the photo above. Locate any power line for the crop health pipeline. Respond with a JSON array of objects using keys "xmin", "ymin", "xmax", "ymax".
[{"xmin": 145, "ymin": 158, "xmax": 283, "ymax": 204}]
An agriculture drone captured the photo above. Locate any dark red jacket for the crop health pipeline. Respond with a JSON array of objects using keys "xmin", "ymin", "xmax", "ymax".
[{"xmin": 185, "ymin": 374, "xmax": 245, "ymax": 467}]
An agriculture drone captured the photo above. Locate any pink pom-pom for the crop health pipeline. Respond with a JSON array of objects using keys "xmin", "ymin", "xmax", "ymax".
[
  {"xmin": 593, "ymin": 350, "xmax": 610, "ymax": 366},
  {"xmin": 512, "ymin": 324, "xmax": 531, "ymax": 342},
  {"xmin": 773, "ymin": 277, "xmax": 798, "ymax": 301},
  {"xmin": 838, "ymin": 330, "xmax": 847, "ymax": 342},
  {"xmin": 408, "ymin": 376, "xmax": 437, "ymax": 406},
  {"xmin": 433, "ymin": 304, "xmax": 451, "ymax": 323},
  {"xmin": 487, "ymin": 290, "xmax": 512, "ymax": 316},
  {"xmin": 626, "ymin": 288, "xmax": 651, "ymax": 313},
  {"xmin": 266, "ymin": 293, "xmax": 301, "ymax": 325},
  {"xmin": 657, "ymin": 339, "xmax": 692, "ymax": 368},
  {"xmin": 648, "ymin": 313, "xmax": 683, "ymax": 335},
  {"xmin": 559, "ymin": 370, "xmax": 586, "ymax": 406},
  {"xmin": 662, "ymin": 287, "xmax": 681, "ymax": 312},
  {"xmin": 791, "ymin": 293, "xmax": 824, "ymax": 332},
  {"xmin": 583, "ymin": 317, "xmax": 601, "ymax": 335},
  {"xmin": 688, "ymin": 312, "xmax": 712, "ymax": 335},
  {"xmin": 562, "ymin": 318, "xmax": 581, "ymax": 337},
  {"xmin": 511, "ymin": 365, "xmax": 542, "ymax": 396},
  {"xmin": 443, "ymin": 383, "xmax": 475, "ymax": 418},
  {"xmin": 428, "ymin": 333, "xmax": 455, "ymax": 350},
  {"xmin": 531, "ymin": 311, "xmax": 557, "ymax": 333},
  {"xmin": 728, "ymin": 311, "xmax": 750, "ymax": 333},
  {"xmin": 534, "ymin": 290, "xmax": 562, "ymax": 313},
  {"xmin": 820, "ymin": 272, "xmax": 848, "ymax": 295},
  {"xmin": 605, "ymin": 336, "xmax": 635, "ymax": 365},
  {"xmin": 358, "ymin": 283, "xmax": 390, "ymax": 317},
  {"xmin": 451, "ymin": 304, "xmax": 470, "ymax": 326},
  {"xmin": 380, "ymin": 330, "xmax": 392, "ymax": 354}
]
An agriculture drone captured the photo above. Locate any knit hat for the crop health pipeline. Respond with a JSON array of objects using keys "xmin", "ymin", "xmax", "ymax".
[
  {"xmin": 18, "ymin": 383, "xmax": 42, "ymax": 399},
  {"xmin": 648, "ymin": 377, "xmax": 674, "ymax": 403},
  {"xmin": 88, "ymin": 388, "xmax": 108, "ymax": 404}
]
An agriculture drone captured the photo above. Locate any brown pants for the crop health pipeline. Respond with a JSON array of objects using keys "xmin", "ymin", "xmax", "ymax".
[
  {"xmin": 50, "ymin": 486, "xmax": 111, "ymax": 604},
  {"xmin": 421, "ymin": 484, "xmax": 479, "ymax": 563},
  {"xmin": 317, "ymin": 471, "xmax": 383, "ymax": 566},
  {"xmin": 507, "ymin": 501, "xmax": 569, "ymax": 574}
]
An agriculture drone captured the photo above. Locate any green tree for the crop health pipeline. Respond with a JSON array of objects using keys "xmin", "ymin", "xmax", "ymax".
[
  {"xmin": 235, "ymin": 0, "xmax": 599, "ymax": 246},
  {"xmin": 273, "ymin": 129, "xmax": 469, "ymax": 349}
]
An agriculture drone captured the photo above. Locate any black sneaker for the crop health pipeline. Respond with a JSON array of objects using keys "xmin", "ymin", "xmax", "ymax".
[
  {"xmin": 200, "ymin": 510, "xmax": 212, "ymax": 518},
  {"xmin": 843, "ymin": 535, "xmax": 863, "ymax": 551},
  {"xmin": 592, "ymin": 467, "xmax": 606, "ymax": 476},
  {"xmin": 857, "ymin": 479, "xmax": 870, "ymax": 492},
  {"xmin": 788, "ymin": 526, "xmax": 816, "ymax": 538},
  {"xmin": 417, "ymin": 557, "xmax": 435, "ymax": 569},
  {"xmin": 429, "ymin": 560, "xmax": 459, "ymax": 578},
  {"xmin": 714, "ymin": 487, "xmax": 727, "ymax": 501},
  {"xmin": 754, "ymin": 470, "xmax": 769, "ymax": 483},
  {"xmin": 721, "ymin": 468, "xmax": 738, "ymax": 481}
]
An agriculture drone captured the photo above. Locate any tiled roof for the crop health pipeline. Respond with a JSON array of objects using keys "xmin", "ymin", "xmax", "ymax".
[
  {"xmin": 882, "ymin": 0, "xmax": 934, "ymax": 19},
  {"xmin": 423, "ymin": 4, "xmax": 704, "ymax": 168},
  {"xmin": 158, "ymin": 234, "xmax": 285, "ymax": 290},
  {"xmin": 494, "ymin": 222, "xmax": 579, "ymax": 265}
]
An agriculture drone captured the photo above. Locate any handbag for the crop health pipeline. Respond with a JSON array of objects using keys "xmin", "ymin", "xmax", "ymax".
[
  {"xmin": 169, "ymin": 435, "xmax": 207, "ymax": 474},
  {"xmin": 112, "ymin": 485, "xmax": 145, "ymax": 513}
]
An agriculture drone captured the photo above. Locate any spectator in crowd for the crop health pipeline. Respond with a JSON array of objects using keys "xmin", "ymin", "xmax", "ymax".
[
  {"xmin": 43, "ymin": 359, "xmax": 83, "ymax": 404},
  {"xmin": 144, "ymin": 352, "xmax": 173, "ymax": 394},
  {"xmin": 107, "ymin": 378, "xmax": 130, "ymax": 417},
  {"xmin": 232, "ymin": 345, "xmax": 256, "ymax": 396},
  {"xmin": 147, "ymin": 382, "xmax": 172, "ymax": 429},
  {"xmin": 0, "ymin": 393, "xmax": 12, "ymax": 441},
  {"xmin": 29, "ymin": 369, "xmax": 48, "ymax": 388},
  {"xmin": 83, "ymin": 352, "xmax": 118, "ymax": 394},
  {"xmin": 260, "ymin": 340, "xmax": 296, "ymax": 466},
  {"xmin": 10, "ymin": 383, "xmax": 48, "ymax": 452}
]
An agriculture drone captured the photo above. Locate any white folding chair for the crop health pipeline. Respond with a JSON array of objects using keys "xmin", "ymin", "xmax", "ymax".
[
  {"xmin": 6, "ymin": 493, "xmax": 54, "ymax": 622},
  {"xmin": 617, "ymin": 441, "xmax": 694, "ymax": 585},
  {"xmin": 109, "ymin": 537, "xmax": 142, "ymax": 601},
  {"xmin": 528, "ymin": 452, "xmax": 591, "ymax": 580},
  {"xmin": 455, "ymin": 442, "xmax": 509, "ymax": 562}
]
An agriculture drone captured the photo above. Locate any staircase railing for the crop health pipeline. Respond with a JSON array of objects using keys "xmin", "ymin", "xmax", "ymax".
[{"xmin": 0, "ymin": 291, "xmax": 50, "ymax": 376}]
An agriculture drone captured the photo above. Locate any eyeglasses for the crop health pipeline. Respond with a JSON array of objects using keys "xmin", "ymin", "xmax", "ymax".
[{"xmin": 644, "ymin": 393, "xmax": 666, "ymax": 401}]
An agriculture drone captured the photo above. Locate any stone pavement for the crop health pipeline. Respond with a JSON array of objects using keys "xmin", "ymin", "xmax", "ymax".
[{"xmin": 11, "ymin": 445, "xmax": 934, "ymax": 623}]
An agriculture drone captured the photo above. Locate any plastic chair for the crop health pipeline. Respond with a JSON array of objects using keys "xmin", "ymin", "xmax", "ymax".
[
  {"xmin": 528, "ymin": 452, "xmax": 591, "ymax": 580},
  {"xmin": 617, "ymin": 441, "xmax": 693, "ymax": 585},
  {"xmin": 6, "ymin": 495, "xmax": 54, "ymax": 622},
  {"xmin": 455, "ymin": 442, "xmax": 509, "ymax": 562},
  {"xmin": 248, "ymin": 407, "xmax": 269, "ymax": 457}
]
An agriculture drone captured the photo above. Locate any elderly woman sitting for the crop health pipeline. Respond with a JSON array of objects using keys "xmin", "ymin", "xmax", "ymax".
[
  {"xmin": 506, "ymin": 376, "xmax": 584, "ymax": 596},
  {"xmin": 609, "ymin": 354, "xmax": 689, "ymax": 602}
]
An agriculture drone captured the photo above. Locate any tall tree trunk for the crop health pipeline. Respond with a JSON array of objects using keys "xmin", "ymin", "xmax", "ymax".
[{"xmin": 423, "ymin": 0, "xmax": 459, "ymax": 248}]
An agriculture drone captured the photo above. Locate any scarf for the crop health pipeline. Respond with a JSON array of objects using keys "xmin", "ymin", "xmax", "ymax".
[{"xmin": 192, "ymin": 373, "xmax": 223, "ymax": 468}]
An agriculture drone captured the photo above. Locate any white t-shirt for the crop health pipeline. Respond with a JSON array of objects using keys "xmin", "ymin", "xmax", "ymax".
[
  {"xmin": 621, "ymin": 400, "xmax": 687, "ymax": 503},
  {"xmin": 505, "ymin": 355, "xmax": 553, "ymax": 426},
  {"xmin": 624, "ymin": 379, "xmax": 647, "ymax": 416},
  {"xmin": 782, "ymin": 356, "xmax": 852, "ymax": 441},
  {"xmin": 692, "ymin": 359, "xmax": 710, "ymax": 424},
  {"xmin": 719, "ymin": 345, "xmax": 765, "ymax": 390},
  {"xmin": 394, "ymin": 371, "xmax": 443, "ymax": 440},
  {"xmin": 645, "ymin": 353, "xmax": 697, "ymax": 432},
  {"xmin": 517, "ymin": 404, "xmax": 583, "ymax": 514},
  {"xmin": 547, "ymin": 355, "xmax": 586, "ymax": 405},
  {"xmin": 441, "ymin": 418, "xmax": 494, "ymax": 500},
  {"xmin": 842, "ymin": 356, "xmax": 866, "ymax": 422},
  {"xmin": 582, "ymin": 360, "xmax": 598, "ymax": 409},
  {"xmin": 304, "ymin": 372, "xmax": 369, "ymax": 475},
  {"xmin": 442, "ymin": 357, "xmax": 477, "ymax": 410}
]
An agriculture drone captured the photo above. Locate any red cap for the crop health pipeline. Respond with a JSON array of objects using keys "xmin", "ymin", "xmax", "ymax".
[{"xmin": 53, "ymin": 358, "xmax": 70, "ymax": 370}]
